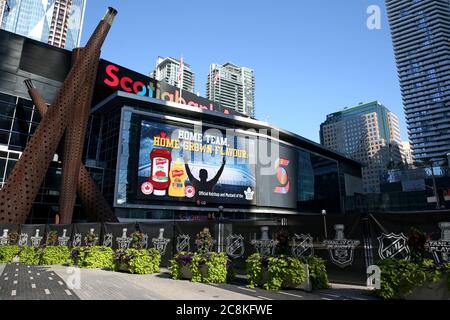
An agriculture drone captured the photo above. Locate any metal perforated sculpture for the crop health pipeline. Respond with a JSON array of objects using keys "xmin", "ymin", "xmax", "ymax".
[
  {"xmin": 24, "ymin": 78, "xmax": 116, "ymax": 223},
  {"xmin": 0, "ymin": 7, "xmax": 118, "ymax": 224}
]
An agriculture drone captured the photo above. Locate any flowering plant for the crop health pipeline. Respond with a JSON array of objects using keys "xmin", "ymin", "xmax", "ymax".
[
  {"xmin": 8, "ymin": 232, "xmax": 19, "ymax": 245},
  {"xmin": 408, "ymin": 227, "xmax": 429, "ymax": 263},
  {"xmin": 114, "ymin": 249, "xmax": 132, "ymax": 263},
  {"xmin": 169, "ymin": 251, "xmax": 229, "ymax": 283},
  {"xmin": 130, "ymin": 231, "xmax": 146, "ymax": 249},
  {"xmin": 175, "ymin": 253, "xmax": 193, "ymax": 266},
  {"xmin": 195, "ymin": 228, "xmax": 214, "ymax": 255},
  {"xmin": 84, "ymin": 231, "xmax": 98, "ymax": 247},
  {"xmin": 45, "ymin": 230, "xmax": 58, "ymax": 246},
  {"xmin": 260, "ymin": 255, "xmax": 269, "ymax": 268},
  {"xmin": 71, "ymin": 248, "xmax": 80, "ymax": 260},
  {"xmin": 275, "ymin": 229, "xmax": 290, "ymax": 255}
]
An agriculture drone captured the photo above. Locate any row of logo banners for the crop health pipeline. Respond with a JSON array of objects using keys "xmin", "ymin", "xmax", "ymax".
[
  {"xmin": 1, "ymin": 223, "xmax": 449, "ymax": 268},
  {"xmin": 225, "ymin": 223, "xmax": 450, "ymax": 267}
]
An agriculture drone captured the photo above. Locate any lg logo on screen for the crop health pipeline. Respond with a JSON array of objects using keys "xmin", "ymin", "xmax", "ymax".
[{"xmin": 274, "ymin": 158, "xmax": 290, "ymax": 194}]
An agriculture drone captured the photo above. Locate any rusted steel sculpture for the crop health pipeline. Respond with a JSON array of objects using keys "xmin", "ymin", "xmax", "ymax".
[
  {"xmin": 58, "ymin": 47, "xmax": 110, "ymax": 224},
  {"xmin": 24, "ymin": 80, "xmax": 117, "ymax": 223},
  {"xmin": 0, "ymin": 8, "xmax": 118, "ymax": 224}
]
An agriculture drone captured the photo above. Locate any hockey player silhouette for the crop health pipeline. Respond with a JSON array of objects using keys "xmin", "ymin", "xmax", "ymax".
[{"xmin": 184, "ymin": 155, "xmax": 226, "ymax": 192}]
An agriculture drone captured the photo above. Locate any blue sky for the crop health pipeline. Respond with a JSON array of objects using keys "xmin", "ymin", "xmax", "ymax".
[{"xmin": 81, "ymin": 0, "xmax": 406, "ymax": 143}]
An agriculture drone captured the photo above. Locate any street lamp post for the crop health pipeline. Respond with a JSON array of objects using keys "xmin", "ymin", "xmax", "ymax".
[
  {"xmin": 217, "ymin": 206, "xmax": 225, "ymax": 253},
  {"xmin": 415, "ymin": 158, "xmax": 448, "ymax": 210},
  {"xmin": 322, "ymin": 210, "xmax": 328, "ymax": 239}
]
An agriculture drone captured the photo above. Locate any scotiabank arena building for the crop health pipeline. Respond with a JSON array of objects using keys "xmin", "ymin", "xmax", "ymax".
[{"xmin": 0, "ymin": 30, "xmax": 362, "ymax": 223}]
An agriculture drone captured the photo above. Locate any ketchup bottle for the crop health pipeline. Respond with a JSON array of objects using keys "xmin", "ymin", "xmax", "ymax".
[{"xmin": 149, "ymin": 149, "xmax": 172, "ymax": 196}]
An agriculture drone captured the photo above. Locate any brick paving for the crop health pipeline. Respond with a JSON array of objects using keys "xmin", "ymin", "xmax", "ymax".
[{"xmin": 0, "ymin": 263, "xmax": 78, "ymax": 300}]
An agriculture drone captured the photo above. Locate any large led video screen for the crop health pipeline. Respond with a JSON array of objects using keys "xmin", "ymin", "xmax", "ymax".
[{"xmin": 137, "ymin": 119, "xmax": 256, "ymax": 205}]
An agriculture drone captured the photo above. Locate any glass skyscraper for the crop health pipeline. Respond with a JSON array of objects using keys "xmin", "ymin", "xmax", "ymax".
[
  {"xmin": 206, "ymin": 63, "xmax": 256, "ymax": 118},
  {"xmin": 386, "ymin": 0, "xmax": 450, "ymax": 162},
  {"xmin": 320, "ymin": 101, "xmax": 404, "ymax": 193},
  {"xmin": 0, "ymin": 0, "xmax": 86, "ymax": 49}
]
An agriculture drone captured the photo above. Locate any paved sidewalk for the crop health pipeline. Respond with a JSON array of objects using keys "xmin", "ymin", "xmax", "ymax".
[
  {"xmin": 1, "ymin": 264, "xmax": 375, "ymax": 300},
  {"xmin": 51, "ymin": 265, "xmax": 259, "ymax": 300},
  {"xmin": 316, "ymin": 283, "xmax": 378, "ymax": 300}
]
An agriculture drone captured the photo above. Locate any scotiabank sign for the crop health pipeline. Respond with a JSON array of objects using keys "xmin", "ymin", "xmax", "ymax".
[{"xmin": 95, "ymin": 60, "xmax": 237, "ymax": 116}]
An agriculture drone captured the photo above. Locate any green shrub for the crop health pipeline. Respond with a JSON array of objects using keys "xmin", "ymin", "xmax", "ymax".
[
  {"xmin": 265, "ymin": 256, "xmax": 289, "ymax": 290},
  {"xmin": 169, "ymin": 252, "xmax": 190, "ymax": 280},
  {"xmin": 71, "ymin": 246, "xmax": 114, "ymax": 269},
  {"xmin": 246, "ymin": 253, "xmax": 307, "ymax": 291},
  {"xmin": 0, "ymin": 245, "xmax": 20, "ymax": 263},
  {"xmin": 372, "ymin": 258, "xmax": 441, "ymax": 300},
  {"xmin": 114, "ymin": 248, "xmax": 160, "ymax": 274},
  {"xmin": 40, "ymin": 246, "xmax": 70, "ymax": 265},
  {"xmin": 246, "ymin": 253, "xmax": 263, "ymax": 288},
  {"xmin": 147, "ymin": 248, "xmax": 161, "ymax": 273},
  {"xmin": 283, "ymin": 257, "xmax": 306, "ymax": 288},
  {"xmin": 299, "ymin": 256, "xmax": 330, "ymax": 289},
  {"xmin": 201, "ymin": 252, "xmax": 228, "ymax": 284},
  {"xmin": 169, "ymin": 252, "xmax": 229, "ymax": 284},
  {"xmin": 19, "ymin": 246, "xmax": 41, "ymax": 265}
]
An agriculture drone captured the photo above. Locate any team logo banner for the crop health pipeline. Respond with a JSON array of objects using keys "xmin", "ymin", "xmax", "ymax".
[
  {"xmin": 427, "ymin": 222, "xmax": 450, "ymax": 264},
  {"xmin": 292, "ymin": 234, "xmax": 314, "ymax": 258},
  {"xmin": 377, "ymin": 233, "xmax": 410, "ymax": 260},
  {"xmin": 176, "ymin": 235, "xmax": 190, "ymax": 252},
  {"xmin": 226, "ymin": 234, "xmax": 245, "ymax": 259},
  {"xmin": 323, "ymin": 225, "xmax": 360, "ymax": 268},
  {"xmin": 152, "ymin": 228, "xmax": 171, "ymax": 255}
]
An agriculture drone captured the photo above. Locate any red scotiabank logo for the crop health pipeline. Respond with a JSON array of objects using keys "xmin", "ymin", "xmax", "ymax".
[
  {"xmin": 102, "ymin": 63, "xmax": 234, "ymax": 116},
  {"xmin": 104, "ymin": 64, "xmax": 151, "ymax": 96}
]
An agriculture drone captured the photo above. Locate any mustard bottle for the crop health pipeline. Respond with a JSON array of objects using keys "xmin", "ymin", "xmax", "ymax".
[{"xmin": 168, "ymin": 159, "xmax": 187, "ymax": 197}]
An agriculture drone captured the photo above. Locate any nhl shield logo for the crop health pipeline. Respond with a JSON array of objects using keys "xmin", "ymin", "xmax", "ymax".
[
  {"xmin": 292, "ymin": 234, "xmax": 314, "ymax": 258},
  {"xmin": 378, "ymin": 233, "xmax": 410, "ymax": 260},
  {"xmin": 226, "ymin": 235, "xmax": 245, "ymax": 259},
  {"xmin": 323, "ymin": 225, "xmax": 360, "ymax": 268},
  {"xmin": 176, "ymin": 235, "xmax": 190, "ymax": 252},
  {"xmin": 102, "ymin": 233, "xmax": 113, "ymax": 247},
  {"xmin": 18, "ymin": 233, "xmax": 28, "ymax": 246}
]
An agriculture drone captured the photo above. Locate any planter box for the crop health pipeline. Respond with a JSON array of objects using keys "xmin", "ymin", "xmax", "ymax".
[
  {"xmin": 401, "ymin": 275, "xmax": 450, "ymax": 300},
  {"xmin": 257, "ymin": 265, "xmax": 312, "ymax": 292},
  {"xmin": 116, "ymin": 262, "xmax": 128, "ymax": 272},
  {"xmin": 180, "ymin": 265, "xmax": 193, "ymax": 280}
]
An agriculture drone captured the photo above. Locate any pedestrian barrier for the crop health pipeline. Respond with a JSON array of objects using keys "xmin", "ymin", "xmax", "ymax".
[{"xmin": 0, "ymin": 212, "xmax": 449, "ymax": 286}]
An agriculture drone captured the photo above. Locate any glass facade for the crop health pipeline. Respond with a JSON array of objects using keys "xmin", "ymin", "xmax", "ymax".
[
  {"xmin": 85, "ymin": 104, "xmax": 346, "ymax": 220},
  {"xmin": 386, "ymin": 0, "xmax": 450, "ymax": 161},
  {"xmin": 298, "ymin": 151, "xmax": 340, "ymax": 213},
  {"xmin": 1, "ymin": 0, "xmax": 85, "ymax": 49},
  {"xmin": 0, "ymin": 92, "xmax": 40, "ymax": 160},
  {"xmin": 320, "ymin": 101, "xmax": 403, "ymax": 193},
  {"xmin": 0, "ymin": 91, "xmax": 106, "ymax": 223}
]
